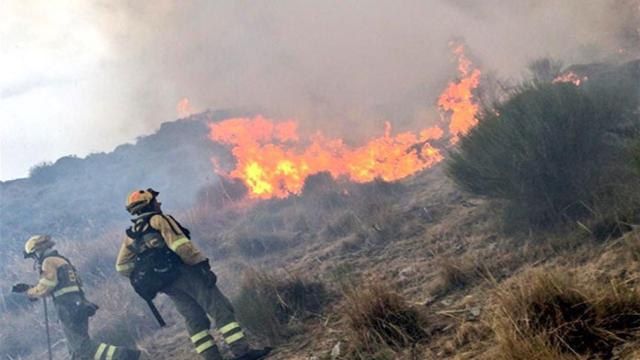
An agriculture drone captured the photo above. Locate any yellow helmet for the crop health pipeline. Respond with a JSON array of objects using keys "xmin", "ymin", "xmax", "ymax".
[
  {"xmin": 24, "ymin": 235, "xmax": 54, "ymax": 258},
  {"xmin": 126, "ymin": 188, "xmax": 159, "ymax": 214}
]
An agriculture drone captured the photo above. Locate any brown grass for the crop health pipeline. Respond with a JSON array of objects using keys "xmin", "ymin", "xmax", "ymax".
[
  {"xmin": 432, "ymin": 255, "xmax": 493, "ymax": 297},
  {"xmin": 233, "ymin": 270, "xmax": 328, "ymax": 345},
  {"xmin": 488, "ymin": 268, "xmax": 640, "ymax": 359},
  {"xmin": 341, "ymin": 281, "xmax": 428, "ymax": 357}
]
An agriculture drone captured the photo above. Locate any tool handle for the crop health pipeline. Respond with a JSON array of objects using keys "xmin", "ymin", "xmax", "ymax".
[
  {"xmin": 146, "ymin": 299, "xmax": 166, "ymax": 327},
  {"xmin": 43, "ymin": 297, "xmax": 53, "ymax": 360}
]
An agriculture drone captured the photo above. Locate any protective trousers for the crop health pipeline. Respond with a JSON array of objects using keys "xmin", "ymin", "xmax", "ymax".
[
  {"xmin": 163, "ymin": 264, "xmax": 250, "ymax": 360},
  {"xmin": 56, "ymin": 298, "xmax": 140, "ymax": 360}
]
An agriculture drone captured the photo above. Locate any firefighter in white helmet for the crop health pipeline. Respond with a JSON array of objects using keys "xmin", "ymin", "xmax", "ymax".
[
  {"xmin": 116, "ymin": 189, "xmax": 271, "ymax": 360},
  {"xmin": 13, "ymin": 235, "xmax": 143, "ymax": 360}
]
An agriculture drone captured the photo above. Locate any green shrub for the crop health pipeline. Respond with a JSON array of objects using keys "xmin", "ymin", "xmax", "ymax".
[
  {"xmin": 527, "ymin": 58, "xmax": 563, "ymax": 83},
  {"xmin": 447, "ymin": 81, "xmax": 639, "ymax": 228}
]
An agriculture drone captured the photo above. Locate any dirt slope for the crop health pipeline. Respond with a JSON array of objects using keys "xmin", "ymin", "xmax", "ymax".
[{"xmin": 139, "ymin": 161, "xmax": 640, "ymax": 359}]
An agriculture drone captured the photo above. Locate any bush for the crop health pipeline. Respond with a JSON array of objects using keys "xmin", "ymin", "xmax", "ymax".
[
  {"xmin": 447, "ymin": 81, "xmax": 639, "ymax": 228},
  {"xmin": 341, "ymin": 282, "xmax": 427, "ymax": 357},
  {"xmin": 233, "ymin": 270, "xmax": 327, "ymax": 344},
  {"xmin": 489, "ymin": 269, "xmax": 640, "ymax": 359},
  {"xmin": 527, "ymin": 58, "xmax": 563, "ymax": 83},
  {"xmin": 28, "ymin": 161, "xmax": 56, "ymax": 183}
]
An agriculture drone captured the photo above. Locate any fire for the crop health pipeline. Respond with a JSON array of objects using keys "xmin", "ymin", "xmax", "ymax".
[
  {"xmin": 553, "ymin": 72, "xmax": 586, "ymax": 86},
  {"xmin": 208, "ymin": 44, "xmax": 481, "ymax": 199},
  {"xmin": 210, "ymin": 116, "xmax": 444, "ymax": 198},
  {"xmin": 437, "ymin": 44, "xmax": 481, "ymax": 144},
  {"xmin": 177, "ymin": 97, "xmax": 196, "ymax": 118}
]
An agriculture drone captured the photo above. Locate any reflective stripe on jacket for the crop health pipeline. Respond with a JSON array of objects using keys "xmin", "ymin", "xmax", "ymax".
[
  {"xmin": 116, "ymin": 213, "xmax": 206, "ymax": 277},
  {"xmin": 27, "ymin": 253, "xmax": 81, "ymax": 299}
]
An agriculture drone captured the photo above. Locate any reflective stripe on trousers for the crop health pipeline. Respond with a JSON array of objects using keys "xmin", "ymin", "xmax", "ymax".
[
  {"xmin": 190, "ymin": 330, "xmax": 216, "ymax": 354},
  {"xmin": 219, "ymin": 321, "xmax": 245, "ymax": 345},
  {"xmin": 94, "ymin": 343, "xmax": 117, "ymax": 360}
]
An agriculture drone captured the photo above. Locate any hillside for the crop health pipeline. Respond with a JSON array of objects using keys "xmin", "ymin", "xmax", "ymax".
[
  {"xmin": 0, "ymin": 110, "xmax": 243, "ymax": 253},
  {"xmin": 1, "ymin": 59, "xmax": 638, "ymax": 360},
  {"xmin": 142, "ymin": 165, "xmax": 640, "ymax": 360}
]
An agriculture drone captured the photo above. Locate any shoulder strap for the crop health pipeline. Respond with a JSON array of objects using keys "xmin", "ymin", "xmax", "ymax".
[
  {"xmin": 161, "ymin": 214, "xmax": 191, "ymax": 239},
  {"xmin": 126, "ymin": 213, "xmax": 162, "ymax": 254},
  {"xmin": 40, "ymin": 250, "xmax": 66, "ymax": 265},
  {"xmin": 126, "ymin": 226, "xmax": 146, "ymax": 255},
  {"xmin": 40, "ymin": 252, "xmax": 84, "ymax": 291}
]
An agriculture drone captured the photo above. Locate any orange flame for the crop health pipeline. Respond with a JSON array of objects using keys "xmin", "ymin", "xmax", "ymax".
[
  {"xmin": 208, "ymin": 45, "xmax": 481, "ymax": 199},
  {"xmin": 209, "ymin": 116, "xmax": 444, "ymax": 198},
  {"xmin": 177, "ymin": 97, "xmax": 196, "ymax": 118},
  {"xmin": 553, "ymin": 72, "xmax": 586, "ymax": 86},
  {"xmin": 437, "ymin": 44, "xmax": 481, "ymax": 143}
]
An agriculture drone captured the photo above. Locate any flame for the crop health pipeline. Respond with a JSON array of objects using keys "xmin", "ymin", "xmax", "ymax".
[
  {"xmin": 209, "ymin": 116, "xmax": 444, "ymax": 198},
  {"xmin": 208, "ymin": 44, "xmax": 481, "ymax": 199},
  {"xmin": 553, "ymin": 72, "xmax": 586, "ymax": 86},
  {"xmin": 437, "ymin": 44, "xmax": 481, "ymax": 144},
  {"xmin": 177, "ymin": 97, "xmax": 196, "ymax": 118}
]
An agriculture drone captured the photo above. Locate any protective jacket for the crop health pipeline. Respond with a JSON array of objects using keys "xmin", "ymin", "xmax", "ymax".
[
  {"xmin": 116, "ymin": 211, "xmax": 252, "ymax": 360},
  {"xmin": 116, "ymin": 212, "xmax": 206, "ymax": 276},
  {"xmin": 27, "ymin": 249, "xmax": 83, "ymax": 300},
  {"xmin": 28, "ymin": 250, "xmax": 139, "ymax": 360}
]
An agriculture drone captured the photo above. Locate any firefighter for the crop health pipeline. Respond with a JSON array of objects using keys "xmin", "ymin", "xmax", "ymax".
[
  {"xmin": 12, "ymin": 235, "xmax": 143, "ymax": 360},
  {"xmin": 116, "ymin": 189, "xmax": 271, "ymax": 360}
]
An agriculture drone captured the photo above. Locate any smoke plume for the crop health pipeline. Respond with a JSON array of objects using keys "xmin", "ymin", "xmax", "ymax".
[{"xmin": 1, "ymin": 0, "xmax": 638, "ymax": 179}]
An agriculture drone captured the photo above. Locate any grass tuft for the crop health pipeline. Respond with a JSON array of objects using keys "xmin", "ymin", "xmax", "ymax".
[
  {"xmin": 489, "ymin": 268, "xmax": 640, "ymax": 359},
  {"xmin": 233, "ymin": 270, "xmax": 328, "ymax": 345},
  {"xmin": 341, "ymin": 282, "xmax": 427, "ymax": 357}
]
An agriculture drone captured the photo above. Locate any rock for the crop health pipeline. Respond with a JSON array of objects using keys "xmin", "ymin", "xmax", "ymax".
[
  {"xmin": 331, "ymin": 341, "xmax": 342, "ymax": 359},
  {"xmin": 467, "ymin": 306, "xmax": 481, "ymax": 320}
]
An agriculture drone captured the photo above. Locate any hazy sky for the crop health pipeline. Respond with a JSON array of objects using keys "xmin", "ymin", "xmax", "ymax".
[{"xmin": 1, "ymin": 0, "xmax": 638, "ymax": 181}]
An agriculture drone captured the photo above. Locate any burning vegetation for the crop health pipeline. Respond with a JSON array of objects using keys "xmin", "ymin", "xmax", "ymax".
[
  {"xmin": 208, "ymin": 45, "xmax": 481, "ymax": 199},
  {"xmin": 437, "ymin": 44, "xmax": 482, "ymax": 143}
]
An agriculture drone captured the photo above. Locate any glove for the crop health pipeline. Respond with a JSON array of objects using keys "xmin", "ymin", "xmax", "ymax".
[
  {"xmin": 12, "ymin": 283, "xmax": 31, "ymax": 293},
  {"xmin": 197, "ymin": 260, "xmax": 217, "ymax": 287}
]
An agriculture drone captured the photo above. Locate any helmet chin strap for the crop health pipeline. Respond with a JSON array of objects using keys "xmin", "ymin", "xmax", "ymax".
[
  {"xmin": 31, "ymin": 254, "xmax": 39, "ymax": 271},
  {"xmin": 31, "ymin": 249, "xmax": 49, "ymax": 270}
]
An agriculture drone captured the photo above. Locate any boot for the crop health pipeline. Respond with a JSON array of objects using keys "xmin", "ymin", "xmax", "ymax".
[
  {"xmin": 200, "ymin": 346, "xmax": 224, "ymax": 360},
  {"xmin": 115, "ymin": 347, "xmax": 142, "ymax": 360},
  {"xmin": 232, "ymin": 347, "xmax": 272, "ymax": 360}
]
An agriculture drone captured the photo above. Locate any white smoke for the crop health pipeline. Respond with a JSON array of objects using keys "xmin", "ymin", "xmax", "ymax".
[{"xmin": 1, "ymin": 0, "xmax": 638, "ymax": 179}]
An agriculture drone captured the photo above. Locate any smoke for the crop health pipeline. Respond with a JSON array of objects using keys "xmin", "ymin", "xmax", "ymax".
[
  {"xmin": 1, "ymin": 0, "xmax": 638, "ymax": 179},
  {"xmin": 97, "ymin": 0, "xmax": 638, "ymax": 133}
]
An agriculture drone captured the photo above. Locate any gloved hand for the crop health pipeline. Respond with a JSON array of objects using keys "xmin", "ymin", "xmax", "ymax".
[
  {"xmin": 12, "ymin": 283, "xmax": 31, "ymax": 293},
  {"xmin": 197, "ymin": 260, "xmax": 217, "ymax": 287}
]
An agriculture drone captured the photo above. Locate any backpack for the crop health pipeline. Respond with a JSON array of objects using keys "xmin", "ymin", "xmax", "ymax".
[{"xmin": 126, "ymin": 213, "xmax": 186, "ymax": 300}]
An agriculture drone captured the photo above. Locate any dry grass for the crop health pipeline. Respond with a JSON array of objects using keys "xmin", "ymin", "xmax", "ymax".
[
  {"xmin": 487, "ymin": 268, "xmax": 640, "ymax": 359},
  {"xmin": 341, "ymin": 281, "xmax": 428, "ymax": 357},
  {"xmin": 233, "ymin": 270, "xmax": 328, "ymax": 345},
  {"xmin": 433, "ymin": 256, "xmax": 489, "ymax": 296}
]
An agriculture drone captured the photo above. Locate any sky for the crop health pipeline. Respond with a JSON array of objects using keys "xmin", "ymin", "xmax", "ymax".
[{"xmin": 1, "ymin": 0, "xmax": 638, "ymax": 181}]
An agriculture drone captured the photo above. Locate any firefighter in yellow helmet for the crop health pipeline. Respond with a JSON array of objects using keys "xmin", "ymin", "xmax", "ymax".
[
  {"xmin": 13, "ymin": 235, "xmax": 143, "ymax": 360},
  {"xmin": 116, "ymin": 189, "xmax": 271, "ymax": 360}
]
